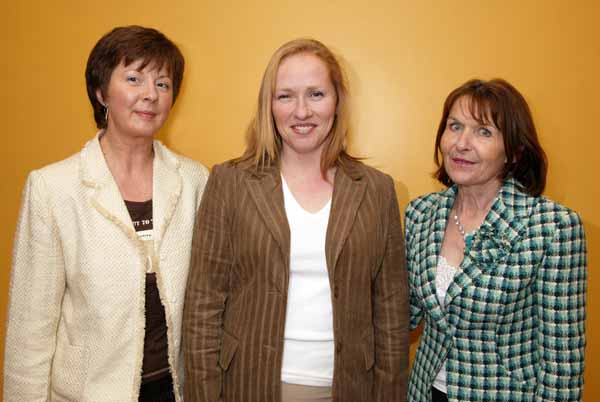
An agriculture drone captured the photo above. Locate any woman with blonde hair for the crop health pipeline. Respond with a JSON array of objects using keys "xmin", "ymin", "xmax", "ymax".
[{"xmin": 183, "ymin": 38, "xmax": 409, "ymax": 402}]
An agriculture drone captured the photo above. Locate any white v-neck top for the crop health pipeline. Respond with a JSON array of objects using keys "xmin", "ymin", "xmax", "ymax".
[{"xmin": 280, "ymin": 176, "xmax": 334, "ymax": 387}]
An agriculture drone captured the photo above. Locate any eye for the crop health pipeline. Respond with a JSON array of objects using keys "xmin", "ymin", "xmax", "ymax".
[
  {"xmin": 126, "ymin": 76, "xmax": 140, "ymax": 84},
  {"xmin": 276, "ymin": 93, "xmax": 291, "ymax": 101},
  {"xmin": 447, "ymin": 122, "xmax": 462, "ymax": 132},
  {"xmin": 478, "ymin": 127, "xmax": 493, "ymax": 137},
  {"xmin": 309, "ymin": 90, "xmax": 325, "ymax": 99},
  {"xmin": 157, "ymin": 81, "xmax": 171, "ymax": 90}
]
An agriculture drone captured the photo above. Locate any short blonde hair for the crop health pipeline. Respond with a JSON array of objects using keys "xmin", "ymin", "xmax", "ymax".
[{"xmin": 238, "ymin": 38, "xmax": 354, "ymax": 176}]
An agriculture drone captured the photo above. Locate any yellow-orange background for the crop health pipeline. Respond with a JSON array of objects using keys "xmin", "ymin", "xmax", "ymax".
[{"xmin": 2, "ymin": 0, "xmax": 598, "ymax": 399}]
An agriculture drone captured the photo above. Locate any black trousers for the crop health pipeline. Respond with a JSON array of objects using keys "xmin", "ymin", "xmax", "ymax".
[
  {"xmin": 432, "ymin": 386, "xmax": 449, "ymax": 402},
  {"xmin": 139, "ymin": 375, "xmax": 175, "ymax": 402}
]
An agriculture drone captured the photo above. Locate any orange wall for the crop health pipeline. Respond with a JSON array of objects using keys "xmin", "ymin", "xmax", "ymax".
[{"xmin": 3, "ymin": 0, "xmax": 599, "ymax": 400}]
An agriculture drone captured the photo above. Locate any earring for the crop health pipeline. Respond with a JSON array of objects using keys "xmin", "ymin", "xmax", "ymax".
[{"xmin": 103, "ymin": 104, "xmax": 109, "ymax": 123}]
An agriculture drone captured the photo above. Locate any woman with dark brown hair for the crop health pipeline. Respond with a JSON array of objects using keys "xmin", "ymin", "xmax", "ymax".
[
  {"xmin": 183, "ymin": 38, "xmax": 409, "ymax": 402},
  {"xmin": 406, "ymin": 79, "xmax": 587, "ymax": 401},
  {"xmin": 3, "ymin": 26, "xmax": 208, "ymax": 402}
]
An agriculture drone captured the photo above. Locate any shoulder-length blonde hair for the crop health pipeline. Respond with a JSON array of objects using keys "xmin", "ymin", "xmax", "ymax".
[{"xmin": 237, "ymin": 38, "xmax": 356, "ymax": 176}]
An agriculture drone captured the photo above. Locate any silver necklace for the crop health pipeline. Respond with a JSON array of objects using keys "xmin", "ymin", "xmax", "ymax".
[{"xmin": 453, "ymin": 213, "xmax": 466, "ymax": 238}]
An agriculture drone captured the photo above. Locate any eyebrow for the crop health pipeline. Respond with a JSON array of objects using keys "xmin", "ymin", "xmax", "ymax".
[
  {"xmin": 275, "ymin": 85, "xmax": 326, "ymax": 92},
  {"xmin": 125, "ymin": 68, "xmax": 172, "ymax": 80},
  {"xmin": 447, "ymin": 115, "xmax": 497, "ymax": 128}
]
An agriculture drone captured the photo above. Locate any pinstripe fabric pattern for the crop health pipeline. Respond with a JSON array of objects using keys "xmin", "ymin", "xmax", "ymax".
[
  {"xmin": 405, "ymin": 178, "xmax": 587, "ymax": 402},
  {"xmin": 183, "ymin": 159, "xmax": 409, "ymax": 402}
]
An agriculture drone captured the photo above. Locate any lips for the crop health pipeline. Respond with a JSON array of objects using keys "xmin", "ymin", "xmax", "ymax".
[
  {"xmin": 135, "ymin": 111, "xmax": 157, "ymax": 120},
  {"xmin": 291, "ymin": 123, "xmax": 317, "ymax": 134},
  {"xmin": 451, "ymin": 157, "xmax": 475, "ymax": 166}
]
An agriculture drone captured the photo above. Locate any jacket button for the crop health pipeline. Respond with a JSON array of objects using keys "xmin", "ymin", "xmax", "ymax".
[
  {"xmin": 336, "ymin": 342, "xmax": 342, "ymax": 354},
  {"xmin": 333, "ymin": 285, "xmax": 339, "ymax": 299}
]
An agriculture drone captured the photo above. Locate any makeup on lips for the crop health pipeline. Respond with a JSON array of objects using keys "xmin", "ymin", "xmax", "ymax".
[
  {"xmin": 451, "ymin": 156, "xmax": 475, "ymax": 167},
  {"xmin": 291, "ymin": 123, "xmax": 317, "ymax": 135},
  {"xmin": 135, "ymin": 110, "xmax": 157, "ymax": 120}
]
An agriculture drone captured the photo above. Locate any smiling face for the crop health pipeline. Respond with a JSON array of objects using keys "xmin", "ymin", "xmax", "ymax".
[
  {"xmin": 440, "ymin": 96, "xmax": 507, "ymax": 191},
  {"xmin": 97, "ymin": 59, "xmax": 173, "ymax": 140},
  {"xmin": 272, "ymin": 52, "xmax": 337, "ymax": 162}
]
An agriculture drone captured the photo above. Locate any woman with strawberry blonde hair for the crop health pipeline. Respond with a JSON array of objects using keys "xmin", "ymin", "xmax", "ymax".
[{"xmin": 183, "ymin": 38, "xmax": 409, "ymax": 402}]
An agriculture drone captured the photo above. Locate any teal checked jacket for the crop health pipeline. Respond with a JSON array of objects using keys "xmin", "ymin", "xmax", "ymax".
[{"xmin": 405, "ymin": 179, "xmax": 587, "ymax": 401}]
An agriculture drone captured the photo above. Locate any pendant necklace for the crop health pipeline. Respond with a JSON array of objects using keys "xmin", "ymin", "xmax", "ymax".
[{"xmin": 453, "ymin": 213, "xmax": 466, "ymax": 239}]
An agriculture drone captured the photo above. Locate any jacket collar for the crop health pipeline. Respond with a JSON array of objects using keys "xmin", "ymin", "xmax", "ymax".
[
  {"xmin": 419, "ymin": 178, "xmax": 529, "ymax": 332},
  {"xmin": 80, "ymin": 132, "xmax": 182, "ymax": 250},
  {"xmin": 242, "ymin": 158, "xmax": 366, "ymax": 290}
]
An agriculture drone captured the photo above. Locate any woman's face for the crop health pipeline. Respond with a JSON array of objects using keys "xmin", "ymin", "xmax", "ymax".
[
  {"xmin": 272, "ymin": 52, "xmax": 337, "ymax": 161},
  {"xmin": 440, "ymin": 96, "xmax": 506, "ymax": 190},
  {"xmin": 98, "ymin": 59, "xmax": 173, "ymax": 140}
]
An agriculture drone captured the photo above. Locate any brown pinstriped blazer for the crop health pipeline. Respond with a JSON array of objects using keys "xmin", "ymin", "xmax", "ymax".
[{"xmin": 183, "ymin": 158, "xmax": 409, "ymax": 402}]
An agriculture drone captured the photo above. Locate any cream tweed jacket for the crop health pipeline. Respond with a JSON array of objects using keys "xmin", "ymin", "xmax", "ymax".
[{"xmin": 3, "ymin": 134, "xmax": 208, "ymax": 402}]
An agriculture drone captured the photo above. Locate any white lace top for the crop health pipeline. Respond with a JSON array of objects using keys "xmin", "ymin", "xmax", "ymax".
[{"xmin": 432, "ymin": 255, "xmax": 459, "ymax": 393}]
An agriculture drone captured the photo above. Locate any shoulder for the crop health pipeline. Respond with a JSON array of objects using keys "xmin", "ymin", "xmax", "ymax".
[
  {"xmin": 406, "ymin": 189, "xmax": 447, "ymax": 222},
  {"xmin": 27, "ymin": 151, "xmax": 81, "ymax": 194},
  {"xmin": 211, "ymin": 159, "xmax": 244, "ymax": 177},
  {"xmin": 341, "ymin": 159, "xmax": 395, "ymax": 191},
  {"xmin": 199, "ymin": 160, "xmax": 250, "ymax": 199},
  {"xmin": 177, "ymin": 154, "xmax": 209, "ymax": 186},
  {"xmin": 528, "ymin": 195, "xmax": 583, "ymax": 230},
  {"xmin": 154, "ymin": 141, "xmax": 209, "ymax": 185}
]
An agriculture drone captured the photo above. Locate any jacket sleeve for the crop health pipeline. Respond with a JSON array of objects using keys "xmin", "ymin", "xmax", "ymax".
[
  {"xmin": 183, "ymin": 165, "xmax": 233, "ymax": 402},
  {"xmin": 373, "ymin": 178, "xmax": 409, "ymax": 402},
  {"xmin": 3, "ymin": 171, "xmax": 66, "ymax": 402},
  {"xmin": 535, "ymin": 210, "xmax": 587, "ymax": 401},
  {"xmin": 404, "ymin": 202, "xmax": 424, "ymax": 330}
]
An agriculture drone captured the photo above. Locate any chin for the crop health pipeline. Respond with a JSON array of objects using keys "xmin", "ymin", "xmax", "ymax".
[
  {"xmin": 131, "ymin": 127, "xmax": 160, "ymax": 138},
  {"xmin": 450, "ymin": 176, "xmax": 503, "ymax": 189},
  {"xmin": 447, "ymin": 173, "xmax": 477, "ymax": 186}
]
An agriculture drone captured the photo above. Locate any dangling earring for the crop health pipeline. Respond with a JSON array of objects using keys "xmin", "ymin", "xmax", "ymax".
[{"xmin": 103, "ymin": 104, "xmax": 109, "ymax": 124}]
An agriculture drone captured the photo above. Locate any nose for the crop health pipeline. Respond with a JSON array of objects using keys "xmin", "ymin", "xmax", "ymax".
[
  {"xmin": 293, "ymin": 97, "xmax": 312, "ymax": 120},
  {"xmin": 455, "ymin": 128, "xmax": 472, "ymax": 151},
  {"xmin": 143, "ymin": 82, "xmax": 158, "ymax": 102}
]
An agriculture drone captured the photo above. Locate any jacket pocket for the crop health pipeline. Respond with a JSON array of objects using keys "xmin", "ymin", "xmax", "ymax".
[
  {"xmin": 218, "ymin": 329, "xmax": 239, "ymax": 371},
  {"xmin": 495, "ymin": 335, "xmax": 537, "ymax": 386},
  {"xmin": 362, "ymin": 331, "xmax": 375, "ymax": 370},
  {"xmin": 50, "ymin": 342, "xmax": 88, "ymax": 401}
]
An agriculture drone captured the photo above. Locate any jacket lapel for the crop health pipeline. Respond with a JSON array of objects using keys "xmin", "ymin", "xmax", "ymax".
[
  {"xmin": 81, "ymin": 134, "xmax": 141, "ymax": 244},
  {"xmin": 418, "ymin": 187, "xmax": 455, "ymax": 332},
  {"xmin": 244, "ymin": 166, "xmax": 291, "ymax": 276},
  {"xmin": 445, "ymin": 179, "xmax": 526, "ymax": 309},
  {"xmin": 325, "ymin": 162, "xmax": 366, "ymax": 281},
  {"xmin": 152, "ymin": 142, "xmax": 182, "ymax": 250}
]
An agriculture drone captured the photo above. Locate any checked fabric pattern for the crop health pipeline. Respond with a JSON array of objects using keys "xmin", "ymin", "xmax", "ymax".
[{"xmin": 405, "ymin": 178, "xmax": 587, "ymax": 401}]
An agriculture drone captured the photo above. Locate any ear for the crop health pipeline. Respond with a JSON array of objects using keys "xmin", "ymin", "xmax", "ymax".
[{"xmin": 96, "ymin": 89, "xmax": 106, "ymax": 107}]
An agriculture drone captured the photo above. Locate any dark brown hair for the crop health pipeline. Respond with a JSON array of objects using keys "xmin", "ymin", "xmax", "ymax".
[
  {"xmin": 85, "ymin": 25, "xmax": 185, "ymax": 129},
  {"xmin": 434, "ymin": 78, "xmax": 548, "ymax": 196}
]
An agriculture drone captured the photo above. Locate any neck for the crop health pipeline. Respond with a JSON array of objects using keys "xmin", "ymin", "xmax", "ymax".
[
  {"xmin": 100, "ymin": 130, "xmax": 154, "ymax": 174},
  {"xmin": 280, "ymin": 150, "xmax": 333, "ymax": 183},
  {"xmin": 455, "ymin": 179, "xmax": 502, "ymax": 219}
]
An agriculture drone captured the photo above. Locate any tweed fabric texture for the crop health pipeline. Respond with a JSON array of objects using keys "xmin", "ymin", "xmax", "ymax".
[
  {"xmin": 183, "ymin": 159, "xmax": 409, "ymax": 402},
  {"xmin": 405, "ymin": 178, "xmax": 587, "ymax": 402},
  {"xmin": 4, "ymin": 134, "xmax": 209, "ymax": 402}
]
